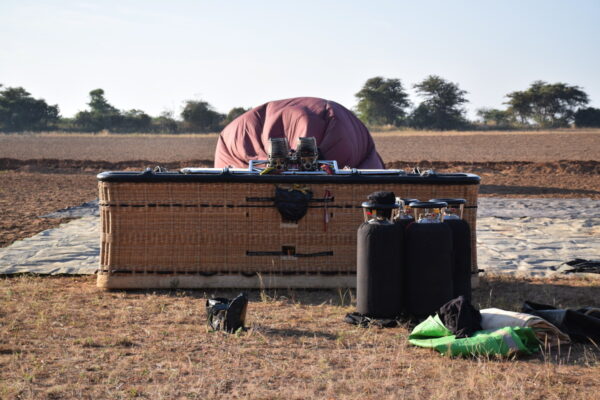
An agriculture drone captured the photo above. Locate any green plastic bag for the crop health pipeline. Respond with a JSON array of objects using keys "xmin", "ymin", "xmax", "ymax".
[{"xmin": 408, "ymin": 315, "xmax": 540, "ymax": 357}]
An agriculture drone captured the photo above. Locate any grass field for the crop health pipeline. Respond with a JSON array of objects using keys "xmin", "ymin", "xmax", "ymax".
[{"xmin": 1, "ymin": 275, "xmax": 599, "ymax": 399}]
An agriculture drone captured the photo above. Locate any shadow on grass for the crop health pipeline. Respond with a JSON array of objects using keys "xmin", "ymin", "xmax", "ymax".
[
  {"xmin": 256, "ymin": 327, "xmax": 338, "ymax": 340},
  {"xmin": 473, "ymin": 275, "xmax": 600, "ymax": 311},
  {"xmin": 114, "ymin": 287, "xmax": 354, "ymax": 306},
  {"xmin": 121, "ymin": 275, "xmax": 600, "ymax": 364},
  {"xmin": 109, "ymin": 275, "xmax": 600, "ymax": 311}
]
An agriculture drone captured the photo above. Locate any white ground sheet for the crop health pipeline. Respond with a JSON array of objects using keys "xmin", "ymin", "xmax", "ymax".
[
  {"xmin": 0, "ymin": 216, "xmax": 99, "ymax": 274},
  {"xmin": 477, "ymin": 198, "xmax": 600, "ymax": 276},
  {"xmin": 0, "ymin": 198, "xmax": 598, "ymax": 276}
]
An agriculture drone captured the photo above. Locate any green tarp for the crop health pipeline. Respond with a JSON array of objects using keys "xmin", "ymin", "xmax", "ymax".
[{"xmin": 408, "ymin": 315, "xmax": 540, "ymax": 357}]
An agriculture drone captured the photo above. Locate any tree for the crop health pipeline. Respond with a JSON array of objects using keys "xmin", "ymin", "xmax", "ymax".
[
  {"xmin": 224, "ymin": 107, "xmax": 248, "ymax": 125},
  {"xmin": 574, "ymin": 107, "xmax": 600, "ymax": 128},
  {"xmin": 181, "ymin": 100, "xmax": 224, "ymax": 132},
  {"xmin": 120, "ymin": 109, "xmax": 152, "ymax": 132},
  {"xmin": 409, "ymin": 75, "xmax": 469, "ymax": 130},
  {"xmin": 355, "ymin": 77, "xmax": 410, "ymax": 126},
  {"xmin": 74, "ymin": 89, "xmax": 122, "ymax": 131},
  {"xmin": 476, "ymin": 108, "xmax": 512, "ymax": 127},
  {"xmin": 152, "ymin": 110, "xmax": 179, "ymax": 133},
  {"xmin": 505, "ymin": 81, "xmax": 589, "ymax": 127},
  {"xmin": 0, "ymin": 85, "xmax": 59, "ymax": 131},
  {"xmin": 88, "ymin": 89, "xmax": 119, "ymax": 115},
  {"xmin": 503, "ymin": 91, "xmax": 531, "ymax": 125}
]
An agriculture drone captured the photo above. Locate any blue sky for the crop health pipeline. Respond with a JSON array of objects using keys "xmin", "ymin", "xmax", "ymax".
[{"xmin": 1, "ymin": 0, "xmax": 599, "ymax": 118}]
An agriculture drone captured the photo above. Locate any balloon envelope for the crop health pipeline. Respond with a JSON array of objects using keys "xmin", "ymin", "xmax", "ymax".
[{"xmin": 214, "ymin": 97, "xmax": 384, "ymax": 169}]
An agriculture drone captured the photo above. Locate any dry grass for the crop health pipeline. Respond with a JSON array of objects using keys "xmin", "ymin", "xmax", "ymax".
[{"xmin": 1, "ymin": 275, "xmax": 599, "ymax": 399}]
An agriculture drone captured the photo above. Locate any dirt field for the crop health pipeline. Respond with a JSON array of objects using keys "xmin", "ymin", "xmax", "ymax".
[
  {"xmin": 0, "ymin": 172, "xmax": 97, "ymax": 247},
  {"xmin": 1, "ymin": 129, "xmax": 599, "ymax": 162},
  {"xmin": 1, "ymin": 275, "xmax": 599, "ymax": 399}
]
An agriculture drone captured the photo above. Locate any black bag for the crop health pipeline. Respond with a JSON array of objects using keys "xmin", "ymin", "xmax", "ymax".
[
  {"xmin": 522, "ymin": 301, "xmax": 600, "ymax": 344},
  {"xmin": 274, "ymin": 186, "xmax": 313, "ymax": 222},
  {"xmin": 206, "ymin": 293, "xmax": 248, "ymax": 333},
  {"xmin": 437, "ymin": 295, "xmax": 482, "ymax": 338}
]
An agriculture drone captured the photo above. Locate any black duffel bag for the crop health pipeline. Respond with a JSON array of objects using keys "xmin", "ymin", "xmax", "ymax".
[
  {"xmin": 274, "ymin": 186, "xmax": 313, "ymax": 222},
  {"xmin": 206, "ymin": 293, "xmax": 248, "ymax": 333}
]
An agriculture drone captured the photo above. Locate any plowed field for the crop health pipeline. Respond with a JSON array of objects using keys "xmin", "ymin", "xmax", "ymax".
[{"xmin": 1, "ymin": 129, "xmax": 599, "ymax": 162}]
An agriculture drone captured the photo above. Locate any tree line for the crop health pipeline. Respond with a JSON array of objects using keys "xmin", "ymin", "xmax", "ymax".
[
  {"xmin": 0, "ymin": 86, "xmax": 248, "ymax": 133},
  {"xmin": 1, "ymin": 78, "xmax": 600, "ymax": 133},
  {"xmin": 355, "ymin": 76, "xmax": 600, "ymax": 130}
]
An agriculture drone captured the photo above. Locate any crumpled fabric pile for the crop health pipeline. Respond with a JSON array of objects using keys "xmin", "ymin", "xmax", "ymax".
[{"xmin": 407, "ymin": 295, "xmax": 598, "ymax": 358}]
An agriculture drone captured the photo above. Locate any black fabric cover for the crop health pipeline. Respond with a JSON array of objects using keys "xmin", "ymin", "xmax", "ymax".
[
  {"xmin": 343, "ymin": 312, "xmax": 399, "ymax": 328},
  {"xmin": 274, "ymin": 187, "xmax": 313, "ymax": 222},
  {"xmin": 522, "ymin": 301, "xmax": 600, "ymax": 344},
  {"xmin": 444, "ymin": 220, "xmax": 472, "ymax": 301},
  {"xmin": 365, "ymin": 191, "xmax": 397, "ymax": 207},
  {"xmin": 558, "ymin": 258, "xmax": 600, "ymax": 274},
  {"xmin": 394, "ymin": 218, "xmax": 414, "ymax": 231},
  {"xmin": 206, "ymin": 293, "xmax": 248, "ymax": 333},
  {"xmin": 437, "ymin": 295, "xmax": 482, "ymax": 338},
  {"xmin": 356, "ymin": 222, "xmax": 404, "ymax": 318},
  {"xmin": 363, "ymin": 191, "xmax": 397, "ymax": 219},
  {"xmin": 405, "ymin": 222, "xmax": 454, "ymax": 319}
]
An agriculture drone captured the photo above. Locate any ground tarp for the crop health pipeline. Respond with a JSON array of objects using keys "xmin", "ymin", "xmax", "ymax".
[
  {"xmin": 477, "ymin": 198, "xmax": 600, "ymax": 275},
  {"xmin": 0, "ymin": 216, "xmax": 98, "ymax": 275}
]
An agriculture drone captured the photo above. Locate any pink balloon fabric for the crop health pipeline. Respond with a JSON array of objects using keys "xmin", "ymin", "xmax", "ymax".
[{"xmin": 214, "ymin": 97, "xmax": 384, "ymax": 169}]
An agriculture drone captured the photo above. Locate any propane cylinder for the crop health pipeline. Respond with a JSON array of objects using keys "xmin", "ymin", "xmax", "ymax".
[
  {"xmin": 404, "ymin": 201, "xmax": 454, "ymax": 319},
  {"xmin": 356, "ymin": 192, "xmax": 404, "ymax": 318},
  {"xmin": 394, "ymin": 198, "xmax": 418, "ymax": 230},
  {"xmin": 430, "ymin": 198, "xmax": 472, "ymax": 301}
]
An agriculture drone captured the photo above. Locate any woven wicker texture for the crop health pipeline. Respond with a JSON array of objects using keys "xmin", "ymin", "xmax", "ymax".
[{"xmin": 99, "ymin": 181, "xmax": 479, "ymax": 275}]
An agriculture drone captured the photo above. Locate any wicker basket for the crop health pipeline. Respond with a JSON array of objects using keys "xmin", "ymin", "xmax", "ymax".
[{"xmin": 97, "ymin": 171, "xmax": 480, "ymax": 288}]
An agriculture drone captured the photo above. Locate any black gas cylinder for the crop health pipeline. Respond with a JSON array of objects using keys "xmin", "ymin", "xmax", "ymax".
[
  {"xmin": 356, "ymin": 192, "xmax": 404, "ymax": 318},
  {"xmin": 404, "ymin": 201, "xmax": 454, "ymax": 319},
  {"xmin": 430, "ymin": 198, "xmax": 472, "ymax": 301}
]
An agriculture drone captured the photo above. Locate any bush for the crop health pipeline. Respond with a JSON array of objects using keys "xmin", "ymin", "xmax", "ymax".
[
  {"xmin": 181, "ymin": 100, "xmax": 224, "ymax": 132},
  {"xmin": 0, "ymin": 85, "xmax": 59, "ymax": 131},
  {"xmin": 574, "ymin": 107, "xmax": 600, "ymax": 127},
  {"xmin": 408, "ymin": 76, "xmax": 469, "ymax": 130}
]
